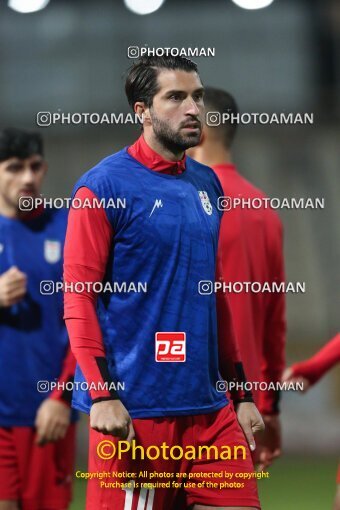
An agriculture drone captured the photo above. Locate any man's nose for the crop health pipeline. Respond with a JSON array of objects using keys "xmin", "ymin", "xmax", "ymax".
[
  {"xmin": 185, "ymin": 97, "xmax": 200, "ymax": 116},
  {"xmin": 21, "ymin": 167, "xmax": 36, "ymax": 184}
]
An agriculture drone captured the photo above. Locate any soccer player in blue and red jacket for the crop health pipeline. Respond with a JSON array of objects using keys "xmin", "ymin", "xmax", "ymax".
[
  {"xmin": 64, "ymin": 56, "xmax": 264, "ymax": 510},
  {"xmin": 0, "ymin": 129, "xmax": 76, "ymax": 510}
]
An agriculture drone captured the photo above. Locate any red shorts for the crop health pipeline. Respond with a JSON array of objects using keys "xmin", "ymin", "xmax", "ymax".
[
  {"xmin": 0, "ymin": 424, "xmax": 76, "ymax": 510},
  {"xmin": 87, "ymin": 404, "xmax": 260, "ymax": 509},
  {"xmin": 337, "ymin": 463, "xmax": 340, "ymax": 484}
]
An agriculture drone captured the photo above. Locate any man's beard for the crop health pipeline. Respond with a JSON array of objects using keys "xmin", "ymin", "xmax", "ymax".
[{"xmin": 150, "ymin": 110, "xmax": 201, "ymax": 153}]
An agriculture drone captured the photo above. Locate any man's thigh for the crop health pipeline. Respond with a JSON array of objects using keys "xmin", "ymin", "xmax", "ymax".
[
  {"xmin": 0, "ymin": 427, "xmax": 21, "ymax": 504},
  {"xmin": 86, "ymin": 407, "xmax": 261, "ymax": 510},
  {"xmin": 185, "ymin": 406, "xmax": 260, "ymax": 509},
  {"xmin": 0, "ymin": 425, "xmax": 76, "ymax": 510},
  {"xmin": 87, "ymin": 417, "xmax": 187, "ymax": 510}
]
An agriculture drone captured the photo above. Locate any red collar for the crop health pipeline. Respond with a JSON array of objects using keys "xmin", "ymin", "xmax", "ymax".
[{"xmin": 128, "ymin": 135, "xmax": 186, "ymax": 175}]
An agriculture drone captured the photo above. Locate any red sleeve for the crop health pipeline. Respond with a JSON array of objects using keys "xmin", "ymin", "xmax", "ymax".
[
  {"xmin": 259, "ymin": 215, "xmax": 286, "ymax": 415},
  {"xmin": 63, "ymin": 187, "xmax": 118, "ymax": 403},
  {"xmin": 291, "ymin": 333, "xmax": 340, "ymax": 385},
  {"xmin": 49, "ymin": 347, "xmax": 76, "ymax": 406},
  {"xmin": 216, "ymin": 259, "xmax": 253, "ymax": 404}
]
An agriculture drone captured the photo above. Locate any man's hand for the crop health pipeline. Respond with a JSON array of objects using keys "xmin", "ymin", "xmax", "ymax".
[
  {"xmin": 35, "ymin": 398, "xmax": 71, "ymax": 446},
  {"xmin": 0, "ymin": 266, "xmax": 27, "ymax": 307},
  {"xmin": 282, "ymin": 367, "xmax": 311, "ymax": 392},
  {"xmin": 236, "ymin": 402, "xmax": 265, "ymax": 452},
  {"xmin": 90, "ymin": 400, "xmax": 135, "ymax": 442},
  {"xmin": 255, "ymin": 414, "xmax": 282, "ymax": 471}
]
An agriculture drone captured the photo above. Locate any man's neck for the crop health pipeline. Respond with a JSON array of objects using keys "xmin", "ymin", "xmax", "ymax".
[
  {"xmin": 142, "ymin": 131, "xmax": 185, "ymax": 162},
  {"xmin": 192, "ymin": 144, "xmax": 232, "ymax": 167}
]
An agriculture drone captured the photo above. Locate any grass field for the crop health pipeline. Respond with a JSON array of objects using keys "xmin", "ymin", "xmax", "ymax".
[{"xmin": 70, "ymin": 456, "xmax": 338, "ymax": 510}]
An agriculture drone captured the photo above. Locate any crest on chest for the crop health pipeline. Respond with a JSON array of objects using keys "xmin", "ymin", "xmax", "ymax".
[
  {"xmin": 198, "ymin": 191, "xmax": 213, "ymax": 216},
  {"xmin": 44, "ymin": 240, "xmax": 61, "ymax": 263}
]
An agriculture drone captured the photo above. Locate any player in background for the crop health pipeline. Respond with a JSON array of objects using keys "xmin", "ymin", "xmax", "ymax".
[
  {"xmin": 64, "ymin": 56, "xmax": 264, "ymax": 509},
  {"xmin": 283, "ymin": 332, "xmax": 340, "ymax": 510},
  {"xmin": 0, "ymin": 129, "xmax": 77, "ymax": 510},
  {"xmin": 188, "ymin": 88, "xmax": 286, "ymax": 472}
]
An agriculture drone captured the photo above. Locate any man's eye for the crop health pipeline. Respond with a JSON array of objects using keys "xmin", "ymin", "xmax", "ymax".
[
  {"xmin": 31, "ymin": 163, "xmax": 43, "ymax": 172},
  {"xmin": 170, "ymin": 94, "xmax": 181, "ymax": 101},
  {"xmin": 7, "ymin": 166, "xmax": 22, "ymax": 173}
]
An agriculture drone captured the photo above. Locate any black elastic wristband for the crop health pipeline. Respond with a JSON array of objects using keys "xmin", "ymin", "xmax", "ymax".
[
  {"xmin": 271, "ymin": 389, "xmax": 281, "ymax": 414},
  {"xmin": 233, "ymin": 361, "xmax": 253, "ymax": 400},
  {"xmin": 233, "ymin": 396, "xmax": 254, "ymax": 405},
  {"xmin": 92, "ymin": 395, "xmax": 120, "ymax": 404},
  {"xmin": 94, "ymin": 356, "xmax": 119, "ymax": 400},
  {"xmin": 60, "ymin": 375, "xmax": 74, "ymax": 404}
]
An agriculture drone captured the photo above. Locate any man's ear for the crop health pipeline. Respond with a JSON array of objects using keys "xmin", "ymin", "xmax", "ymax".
[
  {"xmin": 42, "ymin": 160, "xmax": 48, "ymax": 175},
  {"xmin": 134, "ymin": 102, "xmax": 150, "ymax": 125}
]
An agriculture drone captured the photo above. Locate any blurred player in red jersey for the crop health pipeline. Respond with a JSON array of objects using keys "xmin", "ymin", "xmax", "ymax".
[
  {"xmin": 188, "ymin": 88, "xmax": 286, "ymax": 471},
  {"xmin": 0, "ymin": 129, "xmax": 77, "ymax": 510},
  {"xmin": 283, "ymin": 332, "xmax": 340, "ymax": 510}
]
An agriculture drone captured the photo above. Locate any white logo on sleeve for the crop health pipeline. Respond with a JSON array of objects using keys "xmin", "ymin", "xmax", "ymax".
[
  {"xmin": 44, "ymin": 240, "xmax": 61, "ymax": 263},
  {"xmin": 198, "ymin": 191, "xmax": 213, "ymax": 215},
  {"xmin": 0, "ymin": 243, "xmax": 4, "ymax": 254},
  {"xmin": 149, "ymin": 199, "xmax": 163, "ymax": 218}
]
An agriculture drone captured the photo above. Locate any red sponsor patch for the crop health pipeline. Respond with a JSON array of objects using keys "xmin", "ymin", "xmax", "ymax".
[{"xmin": 155, "ymin": 332, "xmax": 186, "ymax": 362}]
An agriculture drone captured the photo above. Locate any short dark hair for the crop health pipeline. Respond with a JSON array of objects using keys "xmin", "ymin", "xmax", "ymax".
[
  {"xmin": 204, "ymin": 87, "xmax": 239, "ymax": 148},
  {"xmin": 0, "ymin": 128, "xmax": 44, "ymax": 162},
  {"xmin": 125, "ymin": 55, "xmax": 199, "ymax": 110}
]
